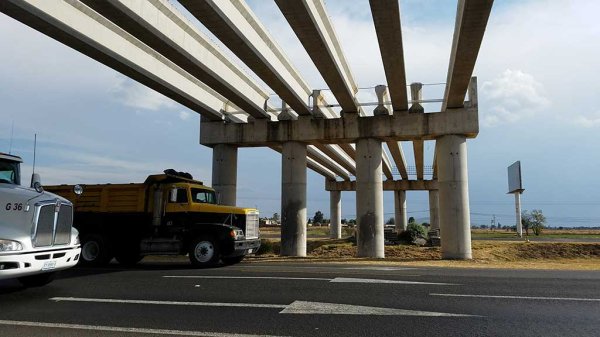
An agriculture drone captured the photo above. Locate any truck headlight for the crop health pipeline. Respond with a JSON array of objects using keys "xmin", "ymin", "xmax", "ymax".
[
  {"xmin": 0, "ymin": 239, "xmax": 23, "ymax": 252},
  {"xmin": 73, "ymin": 234, "xmax": 80, "ymax": 245}
]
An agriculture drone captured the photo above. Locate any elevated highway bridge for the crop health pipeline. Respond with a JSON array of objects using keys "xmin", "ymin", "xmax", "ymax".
[{"xmin": 0, "ymin": 0, "xmax": 493, "ymax": 260}]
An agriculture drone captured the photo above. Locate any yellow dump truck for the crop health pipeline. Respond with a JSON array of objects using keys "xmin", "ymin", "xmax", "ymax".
[{"xmin": 45, "ymin": 170, "xmax": 259, "ymax": 267}]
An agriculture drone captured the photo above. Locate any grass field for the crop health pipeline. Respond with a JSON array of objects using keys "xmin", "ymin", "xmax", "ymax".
[{"xmin": 471, "ymin": 228, "xmax": 600, "ymax": 239}]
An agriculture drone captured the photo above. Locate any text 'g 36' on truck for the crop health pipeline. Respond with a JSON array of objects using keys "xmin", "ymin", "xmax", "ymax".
[
  {"xmin": 45, "ymin": 170, "xmax": 260, "ymax": 268},
  {"xmin": 0, "ymin": 152, "xmax": 81, "ymax": 287}
]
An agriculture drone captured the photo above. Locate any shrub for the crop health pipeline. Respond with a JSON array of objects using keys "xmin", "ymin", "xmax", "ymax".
[
  {"xmin": 399, "ymin": 222, "xmax": 428, "ymax": 243},
  {"xmin": 256, "ymin": 239, "xmax": 280, "ymax": 255}
]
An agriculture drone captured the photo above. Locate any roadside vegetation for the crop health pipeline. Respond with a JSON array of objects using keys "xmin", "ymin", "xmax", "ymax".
[
  {"xmin": 471, "ymin": 228, "xmax": 600, "ymax": 239},
  {"xmin": 254, "ymin": 226, "xmax": 600, "ymax": 270}
]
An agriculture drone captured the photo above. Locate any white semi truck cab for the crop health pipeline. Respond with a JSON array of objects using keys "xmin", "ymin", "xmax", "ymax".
[{"xmin": 0, "ymin": 152, "xmax": 81, "ymax": 287}]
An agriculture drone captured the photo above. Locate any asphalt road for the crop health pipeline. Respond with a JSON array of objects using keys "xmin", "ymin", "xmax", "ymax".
[{"xmin": 1, "ymin": 261, "xmax": 599, "ymax": 336}]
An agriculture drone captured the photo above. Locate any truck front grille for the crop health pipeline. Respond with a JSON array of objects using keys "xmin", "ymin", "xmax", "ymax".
[
  {"xmin": 245, "ymin": 211, "xmax": 259, "ymax": 239},
  {"xmin": 55, "ymin": 205, "xmax": 72, "ymax": 245},
  {"xmin": 34, "ymin": 205, "xmax": 55, "ymax": 247},
  {"xmin": 32, "ymin": 201, "xmax": 73, "ymax": 247}
]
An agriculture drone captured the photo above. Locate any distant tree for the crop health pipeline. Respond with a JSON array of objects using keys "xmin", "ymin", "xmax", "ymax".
[
  {"xmin": 408, "ymin": 216, "xmax": 416, "ymax": 224},
  {"xmin": 530, "ymin": 209, "xmax": 546, "ymax": 236},
  {"xmin": 272, "ymin": 213, "xmax": 279, "ymax": 222},
  {"xmin": 341, "ymin": 218, "xmax": 347, "ymax": 224},
  {"xmin": 313, "ymin": 210, "xmax": 324, "ymax": 225},
  {"xmin": 521, "ymin": 210, "xmax": 532, "ymax": 236},
  {"xmin": 386, "ymin": 217, "xmax": 395, "ymax": 225}
]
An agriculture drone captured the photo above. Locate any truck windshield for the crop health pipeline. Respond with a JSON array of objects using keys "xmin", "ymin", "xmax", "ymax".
[
  {"xmin": 191, "ymin": 188, "xmax": 216, "ymax": 204},
  {"xmin": 0, "ymin": 160, "xmax": 20, "ymax": 185}
]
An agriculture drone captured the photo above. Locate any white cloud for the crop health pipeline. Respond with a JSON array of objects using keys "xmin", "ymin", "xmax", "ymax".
[
  {"xmin": 572, "ymin": 111, "xmax": 600, "ymax": 128},
  {"xmin": 110, "ymin": 77, "xmax": 177, "ymax": 111},
  {"xmin": 21, "ymin": 146, "xmax": 209, "ymax": 186},
  {"xmin": 480, "ymin": 69, "xmax": 550, "ymax": 127},
  {"xmin": 179, "ymin": 111, "xmax": 192, "ymax": 121}
]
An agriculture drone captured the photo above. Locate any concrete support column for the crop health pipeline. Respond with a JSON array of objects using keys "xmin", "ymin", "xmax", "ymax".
[
  {"xmin": 437, "ymin": 135, "xmax": 472, "ymax": 259},
  {"xmin": 211, "ymin": 144, "xmax": 237, "ymax": 206},
  {"xmin": 394, "ymin": 190, "xmax": 407, "ymax": 232},
  {"xmin": 355, "ymin": 138, "xmax": 384, "ymax": 258},
  {"xmin": 281, "ymin": 141, "xmax": 307, "ymax": 257},
  {"xmin": 329, "ymin": 190, "xmax": 342, "ymax": 239},
  {"xmin": 429, "ymin": 190, "xmax": 440, "ymax": 231}
]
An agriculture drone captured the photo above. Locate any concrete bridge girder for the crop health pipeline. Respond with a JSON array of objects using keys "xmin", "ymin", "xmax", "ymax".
[
  {"xmin": 179, "ymin": 0, "xmax": 315, "ymax": 117},
  {"xmin": 81, "ymin": 0, "xmax": 272, "ymax": 120},
  {"xmin": 275, "ymin": 0, "xmax": 359, "ymax": 114},
  {"xmin": 0, "ymin": 0, "xmax": 227, "ymax": 121},
  {"xmin": 443, "ymin": 0, "xmax": 493, "ymax": 111},
  {"xmin": 269, "ymin": 146, "xmax": 337, "ymax": 181},
  {"xmin": 369, "ymin": 0, "xmax": 409, "ymax": 112}
]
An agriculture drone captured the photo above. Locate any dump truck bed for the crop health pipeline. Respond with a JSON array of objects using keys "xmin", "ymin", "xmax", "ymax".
[{"xmin": 45, "ymin": 184, "xmax": 147, "ymax": 213}]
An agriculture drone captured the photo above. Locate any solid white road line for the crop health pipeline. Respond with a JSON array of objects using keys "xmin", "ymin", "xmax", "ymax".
[
  {"xmin": 0, "ymin": 320, "xmax": 287, "ymax": 337},
  {"xmin": 331, "ymin": 278, "xmax": 457, "ymax": 286},
  {"xmin": 236, "ymin": 265, "xmax": 417, "ymax": 271},
  {"xmin": 50, "ymin": 297, "xmax": 286, "ymax": 309},
  {"xmin": 280, "ymin": 301, "xmax": 479, "ymax": 317},
  {"xmin": 163, "ymin": 275, "xmax": 452, "ymax": 285},
  {"xmin": 163, "ymin": 276, "xmax": 331, "ymax": 281},
  {"xmin": 430, "ymin": 293, "xmax": 600, "ymax": 302},
  {"xmin": 341, "ymin": 267, "xmax": 417, "ymax": 271}
]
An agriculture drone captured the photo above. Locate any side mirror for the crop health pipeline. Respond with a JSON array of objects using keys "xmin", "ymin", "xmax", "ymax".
[
  {"xmin": 31, "ymin": 173, "xmax": 43, "ymax": 193},
  {"xmin": 169, "ymin": 188, "xmax": 178, "ymax": 203}
]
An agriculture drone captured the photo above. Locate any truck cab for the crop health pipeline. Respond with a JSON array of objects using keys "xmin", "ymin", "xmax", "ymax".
[
  {"xmin": 163, "ymin": 180, "xmax": 261, "ymax": 265},
  {"xmin": 0, "ymin": 153, "xmax": 81, "ymax": 286}
]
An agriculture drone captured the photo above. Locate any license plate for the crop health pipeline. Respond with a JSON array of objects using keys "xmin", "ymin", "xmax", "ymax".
[
  {"xmin": 42, "ymin": 261, "xmax": 56, "ymax": 271},
  {"xmin": 247, "ymin": 249, "xmax": 253, "ymax": 254}
]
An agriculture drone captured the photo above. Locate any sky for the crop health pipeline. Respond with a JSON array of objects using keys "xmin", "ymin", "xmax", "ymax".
[{"xmin": 1, "ymin": 0, "xmax": 599, "ymax": 227}]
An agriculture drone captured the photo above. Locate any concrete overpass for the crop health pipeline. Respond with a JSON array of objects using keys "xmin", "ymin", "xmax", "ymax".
[{"xmin": 0, "ymin": 0, "xmax": 494, "ymax": 259}]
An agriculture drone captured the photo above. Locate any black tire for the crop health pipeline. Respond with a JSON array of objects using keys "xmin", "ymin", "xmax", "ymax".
[
  {"xmin": 80, "ymin": 234, "xmax": 113, "ymax": 266},
  {"xmin": 189, "ymin": 236, "xmax": 220, "ymax": 267},
  {"xmin": 18, "ymin": 272, "xmax": 56, "ymax": 287},
  {"xmin": 222, "ymin": 255, "xmax": 244, "ymax": 265}
]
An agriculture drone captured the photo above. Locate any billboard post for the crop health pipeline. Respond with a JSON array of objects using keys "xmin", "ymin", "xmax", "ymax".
[{"xmin": 507, "ymin": 161, "xmax": 525, "ymax": 238}]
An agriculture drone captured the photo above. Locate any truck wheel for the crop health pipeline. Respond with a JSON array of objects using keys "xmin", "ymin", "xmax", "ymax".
[
  {"xmin": 222, "ymin": 255, "xmax": 244, "ymax": 265},
  {"xmin": 189, "ymin": 236, "xmax": 220, "ymax": 267},
  {"xmin": 80, "ymin": 234, "xmax": 113, "ymax": 266},
  {"xmin": 18, "ymin": 272, "xmax": 56, "ymax": 287}
]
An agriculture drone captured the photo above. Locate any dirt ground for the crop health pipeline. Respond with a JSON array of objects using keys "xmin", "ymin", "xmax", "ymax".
[{"xmin": 251, "ymin": 239, "xmax": 600, "ymax": 270}]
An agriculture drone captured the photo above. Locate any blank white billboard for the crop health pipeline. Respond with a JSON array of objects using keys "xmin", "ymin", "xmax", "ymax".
[{"xmin": 507, "ymin": 161, "xmax": 523, "ymax": 193}]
